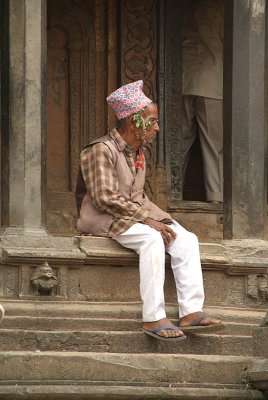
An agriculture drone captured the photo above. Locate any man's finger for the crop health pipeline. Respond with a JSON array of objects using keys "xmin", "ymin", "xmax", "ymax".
[
  {"xmin": 161, "ymin": 230, "xmax": 171, "ymax": 244},
  {"xmin": 165, "ymin": 226, "xmax": 177, "ymax": 239},
  {"xmin": 161, "ymin": 233, "xmax": 169, "ymax": 246}
]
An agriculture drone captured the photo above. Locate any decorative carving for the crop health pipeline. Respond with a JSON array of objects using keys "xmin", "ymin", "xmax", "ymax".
[
  {"xmin": 31, "ymin": 262, "xmax": 58, "ymax": 296},
  {"xmin": 247, "ymin": 274, "xmax": 268, "ymax": 304},
  {"xmin": 164, "ymin": 0, "xmax": 183, "ymax": 200},
  {"xmin": 95, "ymin": 0, "xmax": 107, "ymax": 138},
  {"xmin": 107, "ymin": 0, "xmax": 119, "ymax": 130},
  {"xmin": 47, "ymin": 0, "xmax": 96, "ymax": 232},
  {"xmin": 48, "ymin": 57, "xmax": 68, "ymax": 106},
  {"xmin": 121, "ymin": 0, "xmax": 157, "ymax": 200}
]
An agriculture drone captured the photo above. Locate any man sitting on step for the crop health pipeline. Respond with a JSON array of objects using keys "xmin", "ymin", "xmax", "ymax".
[{"xmin": 76, "ymin": 80, "xmax": 224, "ymax": 341}]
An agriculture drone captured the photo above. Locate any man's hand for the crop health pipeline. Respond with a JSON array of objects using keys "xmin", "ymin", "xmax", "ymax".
[{"xmin": 143, "ymin": 218, "xmax": 176, "ymax": 245}]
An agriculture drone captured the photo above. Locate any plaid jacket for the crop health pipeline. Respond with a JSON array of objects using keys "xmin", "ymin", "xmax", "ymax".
[{"xmin": 77, "ymin": 129, "xmax": 171, "ymax": 237}]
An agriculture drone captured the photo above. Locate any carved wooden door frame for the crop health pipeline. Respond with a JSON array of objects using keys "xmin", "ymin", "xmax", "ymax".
[{"xmin": 46, "ymin": 0, "xmax": 96, "ymax": 233}]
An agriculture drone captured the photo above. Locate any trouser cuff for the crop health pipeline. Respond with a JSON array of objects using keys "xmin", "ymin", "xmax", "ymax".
[{"xmin": 206, "ymin": 191, "xmax": 223, "ymax": 202}]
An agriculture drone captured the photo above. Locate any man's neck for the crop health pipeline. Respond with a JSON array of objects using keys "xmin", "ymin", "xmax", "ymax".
[{"xmin": 118, "ymin": 127, "xmax": 140, "ymax": 149}]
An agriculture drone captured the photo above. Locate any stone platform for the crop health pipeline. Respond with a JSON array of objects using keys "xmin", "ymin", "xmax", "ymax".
[{"xmin": 0, "ymin": 234, "xmax": 267, "ymax": 309}]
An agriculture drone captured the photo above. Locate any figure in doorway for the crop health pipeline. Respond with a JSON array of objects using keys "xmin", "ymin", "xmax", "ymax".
[{"xmin": 182, "ymin": 0, "xmax": 224, "ymax": 202}]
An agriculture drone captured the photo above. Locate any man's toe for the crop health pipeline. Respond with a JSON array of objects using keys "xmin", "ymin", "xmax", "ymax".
[{"xmin": 202, "ymin": 316, "xmax": 222, "ymax": 325}]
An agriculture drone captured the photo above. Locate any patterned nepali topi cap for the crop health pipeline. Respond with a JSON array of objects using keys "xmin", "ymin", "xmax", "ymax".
[{"xmin": 106, "ymin": 80, "xmax": 152, "ymax": 120}]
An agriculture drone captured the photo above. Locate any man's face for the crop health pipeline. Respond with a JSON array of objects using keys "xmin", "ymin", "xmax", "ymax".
[{"xmin": 143, "ymin": 103, "xmax": 160, "ymax": 143}]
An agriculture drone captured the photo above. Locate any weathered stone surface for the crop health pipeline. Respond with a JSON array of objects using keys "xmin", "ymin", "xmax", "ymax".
[
  {"xmin": 0, "ymin": 315, "xmax": 256, "ymax": 336},
  {"xmin": 252, "ymin": 327, "xmax": 268, "ymax": 357},
  {"xmin": 1, "ymin": 235, "xmax": 268, "ymax": 305},
  {"xmin": 2, "ymin": 266, "xmax": 19, "ymax": 298},
  {"xmin": 78, "ymin": 264, "xmax": 141, "ymax": 301},
  {"xmin": 78, "ymin": 236, "xmax": 268, "ymax": 275},
  {"xmin": 0, "ymin": 236, "xmax": 85, "ymax": 262},
  {"xmin": 0, "ymin": 351, "xmax": 256, "ymax": 384},
  {"xmin": 170, "ymin": 206, "xmax": 223, "ymax": 243},
  {"xmin": 46, "ymin": 212, "xmax": 78, "ymax": 237},
  {"xmin": 4, "ymin": 0, "xmax": 46, "ymax": 230},
  {"xmin": 260, "ymin": 313, "xmax": 268, "ymax": 327},
  {"xmin": 0, "ymin": 384, "xmax": 264, "ymax": 400},
  {"xmin": 248, "ymin": 359, "xmax": 268, "ymax": 392},
  {"xmin": 77, "ymin": 235, "xmax": 137, "ymax": 263},
  {"xmin": 1, "ymin": 300, "xmax": 265, "ymax": 327},
  {"xmin": 0, "ymin": 301, "xmax": 265, "ymax": 399},
  {"xmin": 0, "ymin": 329, "xmax": 252, "ymax": 356}
]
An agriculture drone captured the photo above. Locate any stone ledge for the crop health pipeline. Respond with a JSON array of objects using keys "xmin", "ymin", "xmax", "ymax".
[
  {"xmin": 0, "ymin": 234, "xmax": 268, "ymax": 275},
  {"xmin": 0, "ymin": 236, "xmax": 86, "ymax": 264},
  {"xmin": 0, "ymin": 384, "xmax": 264, "ymax": 400},
  {"xmin": 0, "ymin": 235, "xmax": 267, "ymax": 307},
  {"xmin": 77, "ymin": 236, "xmax": 268, "ymax": 275},
  {"xmin": 0, "ymin": 351, "xmax": 257, "ymax": 384}
]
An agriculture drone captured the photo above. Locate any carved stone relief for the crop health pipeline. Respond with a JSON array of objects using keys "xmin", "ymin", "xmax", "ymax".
[
  {"xmin": 19, "ymin": 263, "xmax": 69, "ymax": 299},
  {"xmin": 30, "ymin": 262, "xmax": 58, "ymax": 296},
  {"xmin": 0, "ymin": 261, "xmax": 84, "ymax": 300}
]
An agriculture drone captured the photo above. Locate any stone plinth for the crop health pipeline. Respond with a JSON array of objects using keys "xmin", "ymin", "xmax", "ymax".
[{"xmin": 0, "ymin": 235, "xmax": 267, "ymax": 310}]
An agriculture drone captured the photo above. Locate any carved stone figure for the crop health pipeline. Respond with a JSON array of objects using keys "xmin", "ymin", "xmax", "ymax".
[{"xmin": 31, "ymin": 262, "xmax": 58, "ymax": 295}]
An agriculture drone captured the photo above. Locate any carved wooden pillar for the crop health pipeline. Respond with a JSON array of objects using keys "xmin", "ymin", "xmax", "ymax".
[
  {"xmin": 121, "ymin": 0, "xmax": 157, "ymax": 200},
  {"xmin": 155, "ymin": 0, "xmax": 168, "ymax": 210},
  {"xmin": 163, "ymin": 0, "xmax": 183, "ymax": 201},
  {"xmin": 95, "ymin": 0, "xmax": 107, "ymax": 138},
  {"xmin": 107, "ymin": 0, "xmax": 119, "ymax": 130}
]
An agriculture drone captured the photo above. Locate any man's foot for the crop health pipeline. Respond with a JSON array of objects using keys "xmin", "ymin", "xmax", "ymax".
[
  {"xmin": 143, "ymin": 318, "xmax": 185, "ymax": 339},
  {"xmin": 179, "ymin": 312, "xmax": 225, "ymax": 333},
  {"xmin": 0, "ymin": 304, "xmax": 5, "ymax": 324}
]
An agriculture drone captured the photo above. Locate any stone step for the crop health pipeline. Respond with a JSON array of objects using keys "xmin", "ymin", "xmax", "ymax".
[
  {"xmin": 0, "ymin": 329, "xmax": 253, "ymax": 356},
  {"xmin": 0, "ymin": 384, "xmax": 265, "ymax": 399},
  {"xmin": 0, "ymin": 351, "xmax": 257, "ymax": 385},
  {"xmin": 1, "ymin": 300, "xmax": 265, "ymax": 324},
  {"xmin": 0, "ymin": 315, "xmax": 255, "ymax": 336}
]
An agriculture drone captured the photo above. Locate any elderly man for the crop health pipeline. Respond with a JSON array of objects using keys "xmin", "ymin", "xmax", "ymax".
[{"xmin": 77, "ymin": 80, "xmax": 224, "ymax": 340}]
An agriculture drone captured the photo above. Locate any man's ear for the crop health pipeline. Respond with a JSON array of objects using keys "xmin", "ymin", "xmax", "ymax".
[{"xmin": 132, "ymin": 112, "xmax": 144, "ymax": 129}]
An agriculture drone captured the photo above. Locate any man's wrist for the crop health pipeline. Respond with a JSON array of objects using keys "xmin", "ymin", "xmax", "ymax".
[{"xmin": 144, "ymin": 217, "xmax": 152, "ymax": 223}]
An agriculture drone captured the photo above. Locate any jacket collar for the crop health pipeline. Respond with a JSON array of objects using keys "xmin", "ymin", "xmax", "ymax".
[{"xmin": 109, "ymin": 128, "xmax": 131, "ymax": 152}]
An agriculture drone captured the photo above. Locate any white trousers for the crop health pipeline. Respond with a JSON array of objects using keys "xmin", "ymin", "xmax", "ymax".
[{"xmin": 114, "ymin": 220, "xmax": 204, "ymax": 322}]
